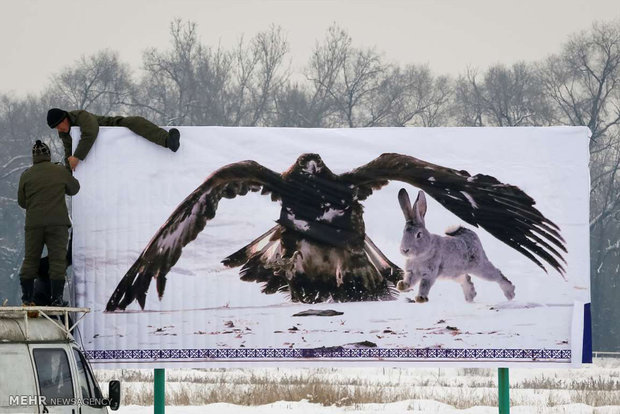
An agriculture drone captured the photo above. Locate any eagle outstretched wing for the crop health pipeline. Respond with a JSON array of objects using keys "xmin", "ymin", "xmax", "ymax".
[
  {"xmin": 340, "ymin": 153, "xmax": 566, "ymax": 274},
  {"xmin": 105, "ymin": 161, "xmax": 286, "ymax": 311}
]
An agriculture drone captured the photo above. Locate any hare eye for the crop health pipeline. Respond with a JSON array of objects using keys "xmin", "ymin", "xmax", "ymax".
[{"xmin": 416, "ymin": 232, "xmax": 422, "ymax": 239}]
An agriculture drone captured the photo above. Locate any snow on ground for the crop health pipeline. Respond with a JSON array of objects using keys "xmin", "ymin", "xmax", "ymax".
[
  {"xmin": 114, "ymin": 401, "xmax": 619, "ymax": 414},
  {"xmin": 95, "ymin": 358, "xmax": 620, "ymax": 413}
]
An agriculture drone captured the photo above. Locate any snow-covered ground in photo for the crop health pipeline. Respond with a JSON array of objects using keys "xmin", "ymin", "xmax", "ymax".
[{"xmin": 71, "ymin": 127, "xmax": 590, "ymax": 367}]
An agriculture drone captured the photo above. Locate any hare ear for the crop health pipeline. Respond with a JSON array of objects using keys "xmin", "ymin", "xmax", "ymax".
[
  {"xmin": 413, "ymin": 191, "xmax": 427, "ymax": 225},
  {"xmin": 398, "ymin": 188, "xmax": 414, "ymax": 221}
]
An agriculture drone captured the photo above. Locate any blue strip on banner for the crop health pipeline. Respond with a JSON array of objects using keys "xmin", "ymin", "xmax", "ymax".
[
  {"xmin": 85, "ymin": 348, "xmax": 571, "ymax": 362},
  {"xmin": 582, "ymin": 303, "xmax": 592, "ymax": 363}
]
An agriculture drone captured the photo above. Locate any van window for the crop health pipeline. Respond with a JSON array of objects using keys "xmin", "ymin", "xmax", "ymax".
[
  {"xmin": 73, "ymin": 348, "xmax": 102, "ymax": 403},
  {"xmin": 33, "ymin": 348, "xmax": 74, "ymax": 405}
]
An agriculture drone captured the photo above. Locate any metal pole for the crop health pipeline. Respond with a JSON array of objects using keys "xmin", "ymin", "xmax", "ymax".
[
  {"xmin": 498, "ymin": 367, "xmax": 510, "ymax": 414},
  {"xmin": 154, "ymin": 368, "xmax": 165, "ymax": 414}
]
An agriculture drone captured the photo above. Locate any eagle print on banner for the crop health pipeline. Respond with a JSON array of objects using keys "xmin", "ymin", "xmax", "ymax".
[{"xmin": 105, "ymin": 153, "xmax": 566, "ymax": 311}]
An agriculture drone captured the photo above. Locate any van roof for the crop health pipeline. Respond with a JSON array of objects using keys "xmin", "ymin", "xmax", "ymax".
[
  {"xmin": 0, "ymin": 307, "xmax": 90, "ymax": 343},
  {"xmin": 0, "ymin": 316, "xmax": 73, "ymax": 343}
]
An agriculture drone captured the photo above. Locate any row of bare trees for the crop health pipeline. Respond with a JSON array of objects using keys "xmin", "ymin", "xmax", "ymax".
[
  {"xmin": 44, "ymin": 21, "xmax": 456, "ymax": 129},
  {"xmin": 1, "ymin": 19, "xmax": 619, "ymax": 349}
]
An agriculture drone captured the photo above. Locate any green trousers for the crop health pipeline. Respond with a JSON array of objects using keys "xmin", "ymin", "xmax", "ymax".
[
  {"xmin": 20, "ymin": 226, "xmax": 69, "ymax": 281},
  {"xmin": 99, "ymin": 116, "xmax": 168, "ymax": 147}
]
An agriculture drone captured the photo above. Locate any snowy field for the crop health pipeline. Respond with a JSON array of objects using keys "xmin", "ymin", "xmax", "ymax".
[
  {"xmin": 95, "ymin": 357, "xmax": 620, "ymax": 413},
  {"xmin": 73, "ymin": 127, "xmax": 590, "ymax": 366}
]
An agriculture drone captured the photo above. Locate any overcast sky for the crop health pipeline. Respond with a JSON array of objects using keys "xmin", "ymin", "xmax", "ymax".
[{"xmin": 1, "ymin": 0, "xmax": 619, "ymax": 96}]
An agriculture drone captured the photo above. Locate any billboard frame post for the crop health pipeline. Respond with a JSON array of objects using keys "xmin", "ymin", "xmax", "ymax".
[
  {"xmin": 154, "ymin": 368, "xmax": 165, "ymax": 414},
  {"xmin": 498, "ymin": 367, "xmax": 510, "ymax": 413}
]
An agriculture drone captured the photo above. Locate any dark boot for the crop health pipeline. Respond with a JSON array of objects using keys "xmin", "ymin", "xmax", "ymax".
[
  {"xmin": 166, "ymin": 128, "xmax": 180, "ymax": 152},
  {"xmin": 33, "ymin": 277, "xmax": 52, "ymax": 306},
  {"xmin": 50, "ymin": 279, "xmax": 68, "ymax": 307},
  {"xmin": 20, "ymin": 278, "xmax": 35, "ymax": 305}
]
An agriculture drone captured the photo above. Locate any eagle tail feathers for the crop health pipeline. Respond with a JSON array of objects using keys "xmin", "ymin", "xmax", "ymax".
[{"xmin": 222, "ymin": 225, "xmax": 282, "ymax": 268}]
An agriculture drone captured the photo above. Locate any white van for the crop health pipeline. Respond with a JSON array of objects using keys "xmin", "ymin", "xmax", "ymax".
[{"xmin": 0, "ymin": 307, "xmax": 120, "ymax": 413}]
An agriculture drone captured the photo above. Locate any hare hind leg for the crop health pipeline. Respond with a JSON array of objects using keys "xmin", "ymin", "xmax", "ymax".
[
  {"xmin": 458, "ymin": 274, "xmax": 477, "ymax": 302},
  {"xmin": 473, "ymin": 262, "xmax": 515, "ymax": 300}
]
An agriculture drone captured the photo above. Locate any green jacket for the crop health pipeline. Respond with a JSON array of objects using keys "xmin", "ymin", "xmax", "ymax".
[
  {"xmin": 59, "ymin": 110, "xmax": 167, "ymax": 166},
  {"xmin": 59, "ymin": 110, "xmax": 102, "ymax": 165},
  {"xmin": 18, "ymin": 154, "xmax": 80, "ymax": 228}
]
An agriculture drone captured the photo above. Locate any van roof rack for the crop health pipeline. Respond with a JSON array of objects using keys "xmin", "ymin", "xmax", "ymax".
[{"xmin": 0, "ymin": 306, "xmax": 90, "ymax": 340}]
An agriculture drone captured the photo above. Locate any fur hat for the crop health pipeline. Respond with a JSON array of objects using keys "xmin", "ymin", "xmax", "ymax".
[
  {"xmin": 47, "ymin": 108, "xmax": 67, "ymax": 128},
  {"xmin": 32, "ymin": 140, "xmax": 51, "ymax": 162}
]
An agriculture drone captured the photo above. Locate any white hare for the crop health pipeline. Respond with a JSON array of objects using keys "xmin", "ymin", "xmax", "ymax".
[{"xmin": 396, "ymin": 188, "xmax": 515, "ymax": 303}]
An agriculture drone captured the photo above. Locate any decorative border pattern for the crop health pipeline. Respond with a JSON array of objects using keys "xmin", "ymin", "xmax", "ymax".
[{"xmin": 85, "ymin": 348, "xmax": 571, "ymax": 361}]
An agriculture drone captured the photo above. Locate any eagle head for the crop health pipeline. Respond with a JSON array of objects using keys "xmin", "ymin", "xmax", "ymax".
[{"xmin": 294, "ymin": 153, "xmax": 325, "ymax": 175}]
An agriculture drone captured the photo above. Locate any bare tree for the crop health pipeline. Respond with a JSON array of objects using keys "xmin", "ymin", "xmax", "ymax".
[
  {"xmin": 273, "ymin": 83, "xmax": 314, "ymax": 127},
  {"xmin": 48, "ymin": 50, "xmax": 134, "ymax": 116},
  {"xmin": 590, "ymin": 128, "xmax": 620, "ymax": 275},
  {"xmin": 373, "ymin": 65, "xmax": 453, "ymax": 127},
  {"xmin": 454, "ymin": 63, "xmax": 553, "ymax": 127},
  {"xmin": 192, "ymin": 45, "xmax": 234, "ymax": 125},
  {"xmin": 230, "ymin": 25, "xmax": 290, "ymax": 126},
  {"xmin": 302, "ymin": 25, "xmax": 350, "ymax": 127},
  {"xmin": 305, "ymin": 25, "xmax": 386, "ymax": 127},
  {"xmin": 484, "ymin": 63, "xmax": 553, "ymax": 126},
  {"xmin": 337, "ymin": 47, "xmax": 385, "ymax": 127},
  {"xmin": 539, "ymin": 20, "xmax": 620, "ymax": 149},
  {"xmin": 278, "ymin": 45, "xmax": 452, "ymax": 129},
  {"xmin": 453, "ymin": 68, "xmax": 485, "ymax": 126},
  {"xmin": 137, "ymin": 20, "xmax": 289, "ymax": 127},
  {"xmin": 138, "ymin": 19, "xmax": 204, "ymax": 125}
]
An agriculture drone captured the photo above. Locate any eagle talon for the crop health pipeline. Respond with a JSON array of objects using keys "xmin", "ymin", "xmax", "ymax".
[{"xmin": 264, "ymin": 250, "xmax": 304, "ymax": 280}]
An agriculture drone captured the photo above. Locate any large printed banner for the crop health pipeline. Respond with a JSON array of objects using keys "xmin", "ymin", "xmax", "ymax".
[{"xmin": 73, "ymin": 126, "xmax": 591, "ymax": 368}]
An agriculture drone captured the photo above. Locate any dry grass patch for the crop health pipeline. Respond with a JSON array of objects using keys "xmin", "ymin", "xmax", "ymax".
[{"xmin": 93, "ymin": 358, "xmax": 620, "ymax": 408}]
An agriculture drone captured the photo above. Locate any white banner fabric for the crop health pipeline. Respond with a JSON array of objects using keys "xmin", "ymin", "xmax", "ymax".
[{"xmin": 71, "ymin": 126, "xmax": 590, "ymax": 368}]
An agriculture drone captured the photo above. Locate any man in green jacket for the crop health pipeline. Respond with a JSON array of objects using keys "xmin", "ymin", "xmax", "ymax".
[
  {"xmin": 18, "ymin": 140, "xmax": 80, "ymax": 306},
  {"xmin": 47, "ymin": 108, "xmax": 181, "ymax": 171}
]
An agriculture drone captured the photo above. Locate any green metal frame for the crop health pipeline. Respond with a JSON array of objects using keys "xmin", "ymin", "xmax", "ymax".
[
  {"xmin": 498, "ymin": 367, "xmax": 510, "ymax": 413},
  {"xmin": 154, "ymin": 368, "xmax": 165, "ymax": 414},
  {"xmin": 152, "ymin": 366, "xmax": 509, "ymax": 413}
]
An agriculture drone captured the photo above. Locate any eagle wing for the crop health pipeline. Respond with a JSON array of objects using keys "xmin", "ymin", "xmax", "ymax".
[
  {"xmin": 105, "ymin": 161, "xmax": 287, "ymax": 311},
  {"xmin": 340, "ymin": 153, "xmax": 566, "ymax": 275}
]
